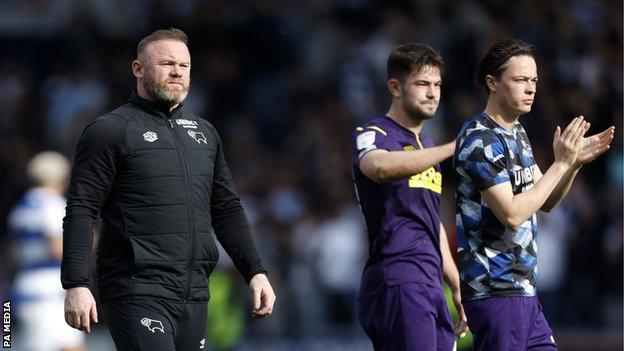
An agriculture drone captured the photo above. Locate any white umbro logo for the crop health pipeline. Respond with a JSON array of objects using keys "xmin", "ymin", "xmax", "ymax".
[{"xmin": 143, "ymin": 131, "xmax": 158, "ymax": 142}]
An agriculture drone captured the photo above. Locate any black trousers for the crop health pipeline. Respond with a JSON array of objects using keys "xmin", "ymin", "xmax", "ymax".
[{"xmin": 102, "ymin": 298, "xmax": 208, "ymax": 351}]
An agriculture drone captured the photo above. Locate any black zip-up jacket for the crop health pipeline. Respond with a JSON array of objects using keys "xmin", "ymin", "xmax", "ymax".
[{"xmin": 61, "ymin": 92, "xmax": 266, "ymax": 304}]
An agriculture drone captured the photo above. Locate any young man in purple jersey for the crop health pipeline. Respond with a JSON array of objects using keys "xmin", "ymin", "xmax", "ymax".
[
  {"xmin": 454, "ymin": 39, "xmax": 614, "ymax": 350},
  {"xmin": 352, "ymin": 43, "xmax": 469, "ymax": 351}
]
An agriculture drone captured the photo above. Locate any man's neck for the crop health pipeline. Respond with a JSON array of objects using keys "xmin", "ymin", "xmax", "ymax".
[
  {"xmin": 137, "ymin": 85, "xmax": 179, "ymax": 112},
  {"xmin": 386, "ymin": 102, "xmax": 423, "ymax": 136},
  {"xmin": 38, "ymin": 183, "xmax": 65, "ymax": 196},
  {"xmin": 483, "ymin": 98, "xmax": 519, "ymax": 130}
]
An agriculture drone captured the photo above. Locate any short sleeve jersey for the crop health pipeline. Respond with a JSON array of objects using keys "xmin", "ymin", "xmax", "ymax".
[
  {"xmin": 352, "ymin": 116, "xmax": 443, "ymax": 292},
  {"xmin": 9, "ymin": 187, "xmax": 66, "ymax": 270},
  {"xmin": 454, "ymin": 113, "xmax": 538, "ymax": 300}
]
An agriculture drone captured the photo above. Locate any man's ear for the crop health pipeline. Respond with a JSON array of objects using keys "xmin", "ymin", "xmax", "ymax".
[
  {"xmin": 387, "ymin": 78, "xmax": 402, "ymax": 98},
  {"xmin": 485, "ymin": 74, "xmax": 497, "ymax": 93},
  {"xmin": 132, "ymin": 60, "xmax": 143, "ymax": 79}
]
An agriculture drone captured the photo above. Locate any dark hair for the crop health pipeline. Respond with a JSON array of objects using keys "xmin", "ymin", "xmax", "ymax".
[
  {"xmin": 476, "ymin": 38, "xmax": 535, "ymax": 93},
  {"xmin": 387, "ymin": 43, "xmax": 444, "ymax": 82},
  {"xmin": 137, "ymin": 28, "xmax": 188, "ymax": 59}
]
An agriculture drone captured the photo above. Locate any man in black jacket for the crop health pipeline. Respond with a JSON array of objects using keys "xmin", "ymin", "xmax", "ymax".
[{"xmin": 62, "ymin": 28, "xmax": 276, "ymax": 350}]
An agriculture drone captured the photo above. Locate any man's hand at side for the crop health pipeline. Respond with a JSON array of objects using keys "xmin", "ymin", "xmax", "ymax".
[
  {"xmin": 451, "ymin": 288, "xmax": 469, "ymax": 338},
  {"xmin": 249, "ymin": 273, "xmax": 276, "ymax": 318},
  {"xmin": 64, "ymin": 286, "xmax": 98, "ymax": 333}
]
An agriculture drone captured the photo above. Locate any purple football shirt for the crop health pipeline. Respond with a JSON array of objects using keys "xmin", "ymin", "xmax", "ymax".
[{"xmin": 353, "ymin": 116, "xmax": 443, "ymax": 293}]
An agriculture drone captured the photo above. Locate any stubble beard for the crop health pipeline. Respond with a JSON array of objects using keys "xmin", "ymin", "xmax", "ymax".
[
  {"xmin": 403, "ymin": 99, "xmax": 438, "ymax": 121},
  {"xmin": 142, "ymin": 70, "xmax": 190, "ymax": 106}
]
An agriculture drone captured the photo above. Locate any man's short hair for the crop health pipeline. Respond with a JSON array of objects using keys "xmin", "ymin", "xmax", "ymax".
[
  {"xmin": 387, "ymin": 43, "xmax": 444, "ymax": 82},
  {"xmin": 476, "ymin": 38, "xmax": 536, "ymax": 94},
  {"xmin": 137, "ymin": 28, "xmax": 188, "ymax": 60}
]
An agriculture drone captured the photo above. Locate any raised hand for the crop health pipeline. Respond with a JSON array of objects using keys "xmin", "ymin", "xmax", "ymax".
[
  {"xmin": 576, "ymin": 125, "xmax": 615, "ymax": 166},
  {"xmin": 553, "ymin": 116, "xmax": 588, "ymax": 168}
]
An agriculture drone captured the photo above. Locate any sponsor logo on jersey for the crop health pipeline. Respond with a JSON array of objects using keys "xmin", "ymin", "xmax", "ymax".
[
  {"xmin": 408, "ymin": 167, "xmax": 442, "ymax": 193},
  {"xmin": 140, "ymin": 317, "xmax": 164, "ymax": 333},
  {"xmin": 143, "ymin": 131, "xmax": 158, "ymax": 142},
  {"xmin": 514, "ymin": 165, "xmax": 536, "ymax": 191},
  {"xmin": 403, "ymin": 145, "xmax": 442, "ymax": 193},
  {"xmin": 176, "ymin": 119, "xmax": 199, "ymax": 129}
]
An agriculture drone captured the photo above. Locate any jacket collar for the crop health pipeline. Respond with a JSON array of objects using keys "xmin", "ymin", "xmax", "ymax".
[{"xmin": 129, "ymin": 91, "xmax": 184, "ymax": 117}]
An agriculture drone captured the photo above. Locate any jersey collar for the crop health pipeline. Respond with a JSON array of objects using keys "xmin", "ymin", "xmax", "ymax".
[
  {"xmin": 383, "ymin": 115, "xmax": 421, "ymax": 140},
  {"xmin": 129, "ymin": 91, "xmax": 184, "ymax": 118}
]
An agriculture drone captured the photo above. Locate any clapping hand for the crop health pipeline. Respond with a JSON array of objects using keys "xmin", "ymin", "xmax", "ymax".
[{"xmin": 575, "ymin": 123, "xmax": 615, "ymax": 166}]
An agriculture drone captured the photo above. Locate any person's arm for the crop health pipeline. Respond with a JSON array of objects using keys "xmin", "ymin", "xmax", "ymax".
[
  {"xmin": 535, "ymin": 165, "xmax": 580, "ymax": 212},
  {"xmin": 482, "ymin": 164, "xmax": 569, "ymax": 230},
  {"xmin": 539, "ymin": 124, "xmax": 614, "ymax": 212},
  {"xmin": 439, "ymin": 223, "xmax": 468, "ymax": 337},
  {"xmin": 481, "ymin": 117, "xmax": 586, "ymax": 230},
  {"xmin": 62, "ymin": 115, "xmax": 125, "ymax": 332},
  {"xmin": 47, "ymin": 237, "xmax": 63, "ymax": 261},
  {"xmin": 43, "ymin": 202, "xmax": 65, "ymax": 261},
  {"xmin": 360, "ymin": 141, "xmax": 454, "ymax": 183},
  {"xmin": 209, "ymin": 126, "xmax": 275, "ymax": 317}
]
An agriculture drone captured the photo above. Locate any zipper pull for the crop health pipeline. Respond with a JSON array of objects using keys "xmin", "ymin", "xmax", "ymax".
[{"xmin": 168, "ymin": 118, "xmax": 174, "ymax": 128}]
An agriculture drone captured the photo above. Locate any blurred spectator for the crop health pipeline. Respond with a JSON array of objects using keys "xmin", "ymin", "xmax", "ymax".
[
  {"xmin": 292, "ymin": 197, "xmax": 365, "ymax": 327},
  {"xmin": 536, "ymin": 207, "xmax": 574, "ymax": 325},
  {"xmin": 8, "ymin": 151, "xmax": 85, "ymax": 351}
]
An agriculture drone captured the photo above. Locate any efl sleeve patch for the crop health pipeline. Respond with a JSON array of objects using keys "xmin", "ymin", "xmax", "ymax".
[
  {"xmin": 356, "ymin": 131, "xmax": 376, "ymax": 150},
  {"xmin": 356, "ymin": 131, "xmax": 379, "ymax": 159}
]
